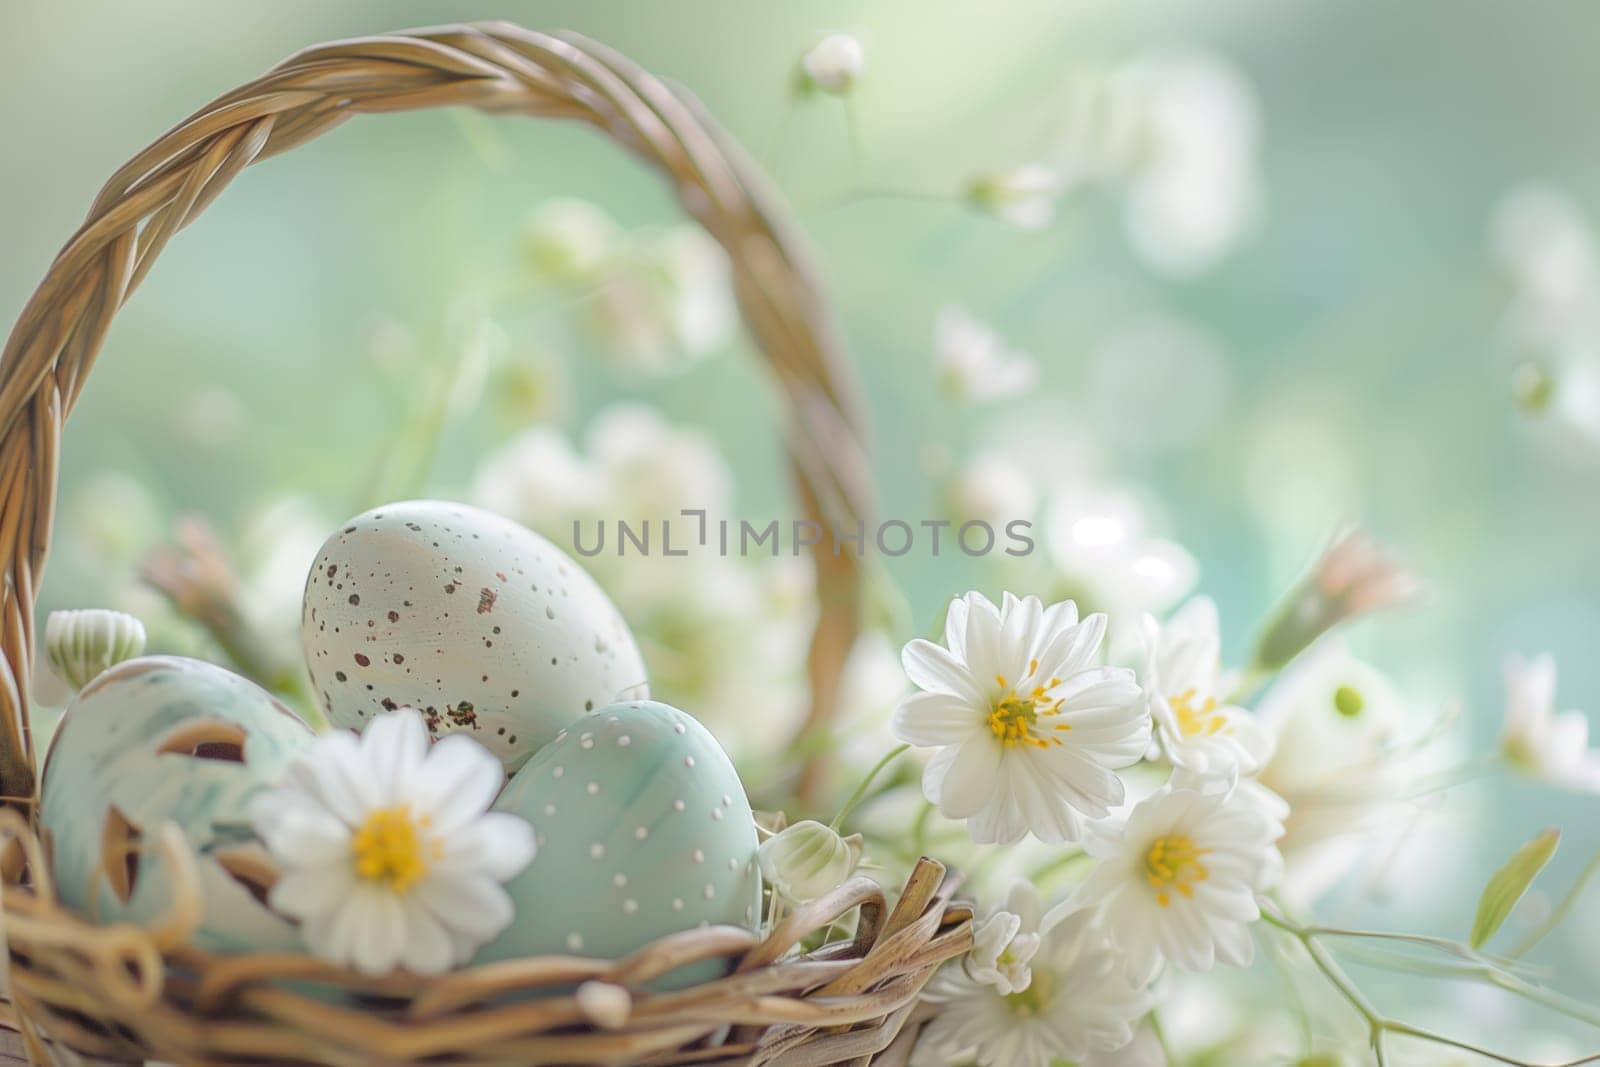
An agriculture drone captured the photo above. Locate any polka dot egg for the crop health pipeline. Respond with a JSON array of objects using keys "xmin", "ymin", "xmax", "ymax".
[
  {"xmin": 478, "ymin": 700, "xmax": 761, "ymax": 988},
  {"xmin": 301, "ymin": 500, "xmax": 648, "ymax": 771}
]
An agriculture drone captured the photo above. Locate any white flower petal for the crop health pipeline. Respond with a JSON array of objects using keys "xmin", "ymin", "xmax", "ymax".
[
  {"xmin": 441, "ymin": 813, "xmax": 538, "ymax": 881},
  {"xmin": 414, "ymin": 734, "xmax": 505, "ymax": 832},
  {"xmin": 902, "ymin": 638, "xmax": 985, "ymax": 705},
  {"xmin": 937, "ymin": 738, "xmax": 1003, "ymax": 819},
  {"xmin": 361, "ymin": 708, "xmax": 429, "ymax": 805},
  {"xmin": 892, "ymin": 691, "xmax": 979, "ymax": 747}
]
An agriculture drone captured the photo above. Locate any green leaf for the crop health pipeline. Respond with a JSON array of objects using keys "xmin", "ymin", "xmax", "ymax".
[{"xmin": 1471, "ymin": 827, "xmax": 1560, "ymax": 949}]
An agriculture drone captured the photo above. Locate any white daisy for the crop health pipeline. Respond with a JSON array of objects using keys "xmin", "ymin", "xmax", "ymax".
[
  {"xmin": 935, "ymin": 308, "xmax": 1039, "ymax": 403},
  {"xmin": 1500, "ymin": 653, "xmax": 1600, "ymax": 793},
  {"xmin": 1143, "ymin": 596, "xmax": 1272, "ymax": 784},
  {"xmin": 892, "ymin": 591, "xmax": 1148, "ymax": 845},
  {"xmin": 1077, "ymin": 785, "xmax": 1283, "ymax": 980},
  {"xmin": 251, "ymin": 709, "xmax": 537, "ymax": 976},
  {"xmin": 917, "ymin": 894, "xmax": 1153, "ymax": 1066}
]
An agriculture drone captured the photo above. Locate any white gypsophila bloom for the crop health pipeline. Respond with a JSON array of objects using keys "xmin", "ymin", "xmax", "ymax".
[
  {"xmin": 1252, "ymin": 642, "xmax": 1406, "ymax": 904},
  {"xmin": 757, "ymin": 819, "xmax": 863, "ymax": 906},
  {"xmin": 252, "ymin": 709, "xmax": 536, "ymax": 975},
  {"xmin": 1046, "ymin": 485, "xmax": 1198, "ymax": 661},
  {"xmin": 935, "ymin": 308, "xmax": 1038, "ymax": 403},
  {"xmin": 586, "ymin": 403, "xmax": 735, "ymax": 522},
  {"xmin": 1500, "ymin": 653, "xmax": 1600, "ymax": 792},
  {"xmin": 916, "ymin": 892, "xmax": 1153, "ymax": 1067},
  {"xmin": 943, "ymin": 451, "xmax": 1040, "ymax": 530},
  {"xmin": 966, "ymin": 165, "xmax": 1064, "ymax": 230},
  {"xmin": 892, "ymin": 591, "xmax": 1148, "ymax": 845},
  {"xmin": 239, "ymin": 494, "xmax": 333, "ymax": 634},
  {"xmin": 963, "ymin": 880, "xmax": 1044, "ymax": 996},
  {"xmin": 584, "ymin": 226, "xmax": 734, "ymax": 374},
  {"xmin": 521, "ymin": 198, "xmax": 622, "ymax": 285},
  {"xmin": 619, "ymin": 554, "xmax": 813, "ymax": 759},
  {"xmin": 472, "ymin": 427, "xmax": 604, "ymax": 543},
  {"xmin": 1119, "ymin": 52, "xmax": 1262, "ymax": 278},
  {"xmin": 1143, "ymin": 596, "xmax": 1272, "ymax": 784},
  {"xmin": 1491, "ymin": 183, "xmax": 1600, "ymax": 349},
  {"xmin": 44, "ymin": 609, "xmax": 146, "ymax": 691},
  {"xmin": 1077, "ymin": 784, "xmax": 1283, "ymax": 981},
  {"xmin": 800, "ymin": 33, "xmax": 865, "ymax": 94}
]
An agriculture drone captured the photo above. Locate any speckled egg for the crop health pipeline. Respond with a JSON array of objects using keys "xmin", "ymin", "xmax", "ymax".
[
  {"xmin": 478, "ymin": 700, "xmax": 761, "ymax": 988},
  {"xmin": 39, "ymin": 656, "xmax": 314, "ymax": 953},
  {"xmin": 301, "ymin": 500, "xmax": 648, "ymax": 771}
]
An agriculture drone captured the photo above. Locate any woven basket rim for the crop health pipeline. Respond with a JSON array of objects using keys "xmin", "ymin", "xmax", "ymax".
[{"xmin": 0, "ymin": 20, "xmax": 965, "ymax": 1067}]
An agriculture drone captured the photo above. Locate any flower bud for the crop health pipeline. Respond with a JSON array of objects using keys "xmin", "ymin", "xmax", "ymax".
[
  {"xmin": 965, "ymin": 166, "xmax": 1063, "ymax": 230},
  {"xmin": 1253, "ymin": 527, "xmax": 1420, "ymax": 671},
  {"xmin": 966, "ymin": 909, "xmax": 1039, "ymax": 995},
  {"xmin": 46, "ymin": 609, "xmax": 147, "ymax": 691},
  {"xmin": 757, "ymin": 819, "xmax": 863, "ymax": 905},
  {"xmin": 800, "ymin": 34, "xmax": 865, "ymax": 95}
]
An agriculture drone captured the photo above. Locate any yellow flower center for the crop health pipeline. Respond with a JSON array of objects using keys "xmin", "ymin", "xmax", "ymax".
[
  {"xmin": 351, "ymin": 805, "xmax": 436, "ymax": 892},
  {"xmin": 1169, "ymin": 687, "xmax": 1224, "ymax": 738},
  {"xmin": 1144, "ymin": 833, "xmax": 1211, "ymax": 908},
  {"xmin": 1002, "ymin": 966, "xmax": 1053, "ymax": 1016},
  {"xmin": 986, "ymin": 661, "xmax": 1070, "ymax": 749}
]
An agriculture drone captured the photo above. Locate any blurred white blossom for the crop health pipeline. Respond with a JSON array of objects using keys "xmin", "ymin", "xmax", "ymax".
[
  {"xmin": 521, "ymin": 198, "xmax": 622, "ymax": 285},
  {"xmin": 1054, "ymin": 51, "xmax": 1262, "ymax": 276},
  {"xmin": 935, "ymin": 308, "xmax": 1038, "ymax": 403},
  {"xmin": 1491, "ymin": 183, "xmax": 1600, "ymax": 349},
  {"xmin": 1499, "ymin": 652, "xmax": 1600, "ymax": 792},
  {"xmin": 1253, "ymin": 642, "xmax": 1410, "ymax": 903},
  {"xmin": 1489, "ymin": 184, "xmax": 1600, "ymax": 453},
  {"xmin": 238, "ymin": 495, "xmax": 333, "ymax": 634},
  {"xmin": 1120, "ymin": 52, "xmax": 1262, "ymax": 277},
  {"xmin": 1046, "ymin": 484, "xmax": 1198, "ymax": 660},
  {"xmin": 942, "ymin": 451, "xmax": 1039, "ymax": 530},
  {"xmin": 584, "ymin": 225, "xmax": 735, "ymax": 374},
  {"xmin": 965, "ymin": 165, "xmax": 1063, "ymax": 229},
  {"xmin": 471, "ymin": 405, "xmax": 810, "ymax": 752},
  {"xmin": 800, "ymin": 33, "xmax": 865, "ymax": 94}
]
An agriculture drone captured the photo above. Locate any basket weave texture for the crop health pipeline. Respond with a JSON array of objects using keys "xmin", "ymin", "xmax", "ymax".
[{"xmin": 0, "ymin": 22, "xmax": 970, "ymax": 1066}]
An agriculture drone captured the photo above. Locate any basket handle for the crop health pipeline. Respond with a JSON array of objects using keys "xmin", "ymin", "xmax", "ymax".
[{"xmin": 0, "ymin": 22, "xmax": 873, "ymax": 805}]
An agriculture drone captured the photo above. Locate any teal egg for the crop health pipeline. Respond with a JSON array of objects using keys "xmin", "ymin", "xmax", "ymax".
[
  {"xmin": 479, "ymin": 701, "xmax": 761, "ymax": 988},
  {"xmin": 39, "ymin": 656, "xmax": 315, "ymax": 953}
]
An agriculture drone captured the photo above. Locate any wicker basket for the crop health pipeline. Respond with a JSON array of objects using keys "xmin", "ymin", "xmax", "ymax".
[{"xmin": 0, "ymin": 22, "xmax": 971, "ymax": 1066}]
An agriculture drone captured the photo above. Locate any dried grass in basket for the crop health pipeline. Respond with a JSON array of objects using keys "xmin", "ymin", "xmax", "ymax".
[{"xmin": 0, "ymin": 21, "xmax": 971, "ymax": 1067}]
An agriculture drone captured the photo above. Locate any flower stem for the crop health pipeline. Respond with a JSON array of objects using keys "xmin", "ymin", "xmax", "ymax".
[
  {"xmin": 1262, "ymin": 906, "xmax": 1600, "ymax": 1066},
  {"xmin": 828, "ymin": 743, "xmax": 910, "ymax": 833}
]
